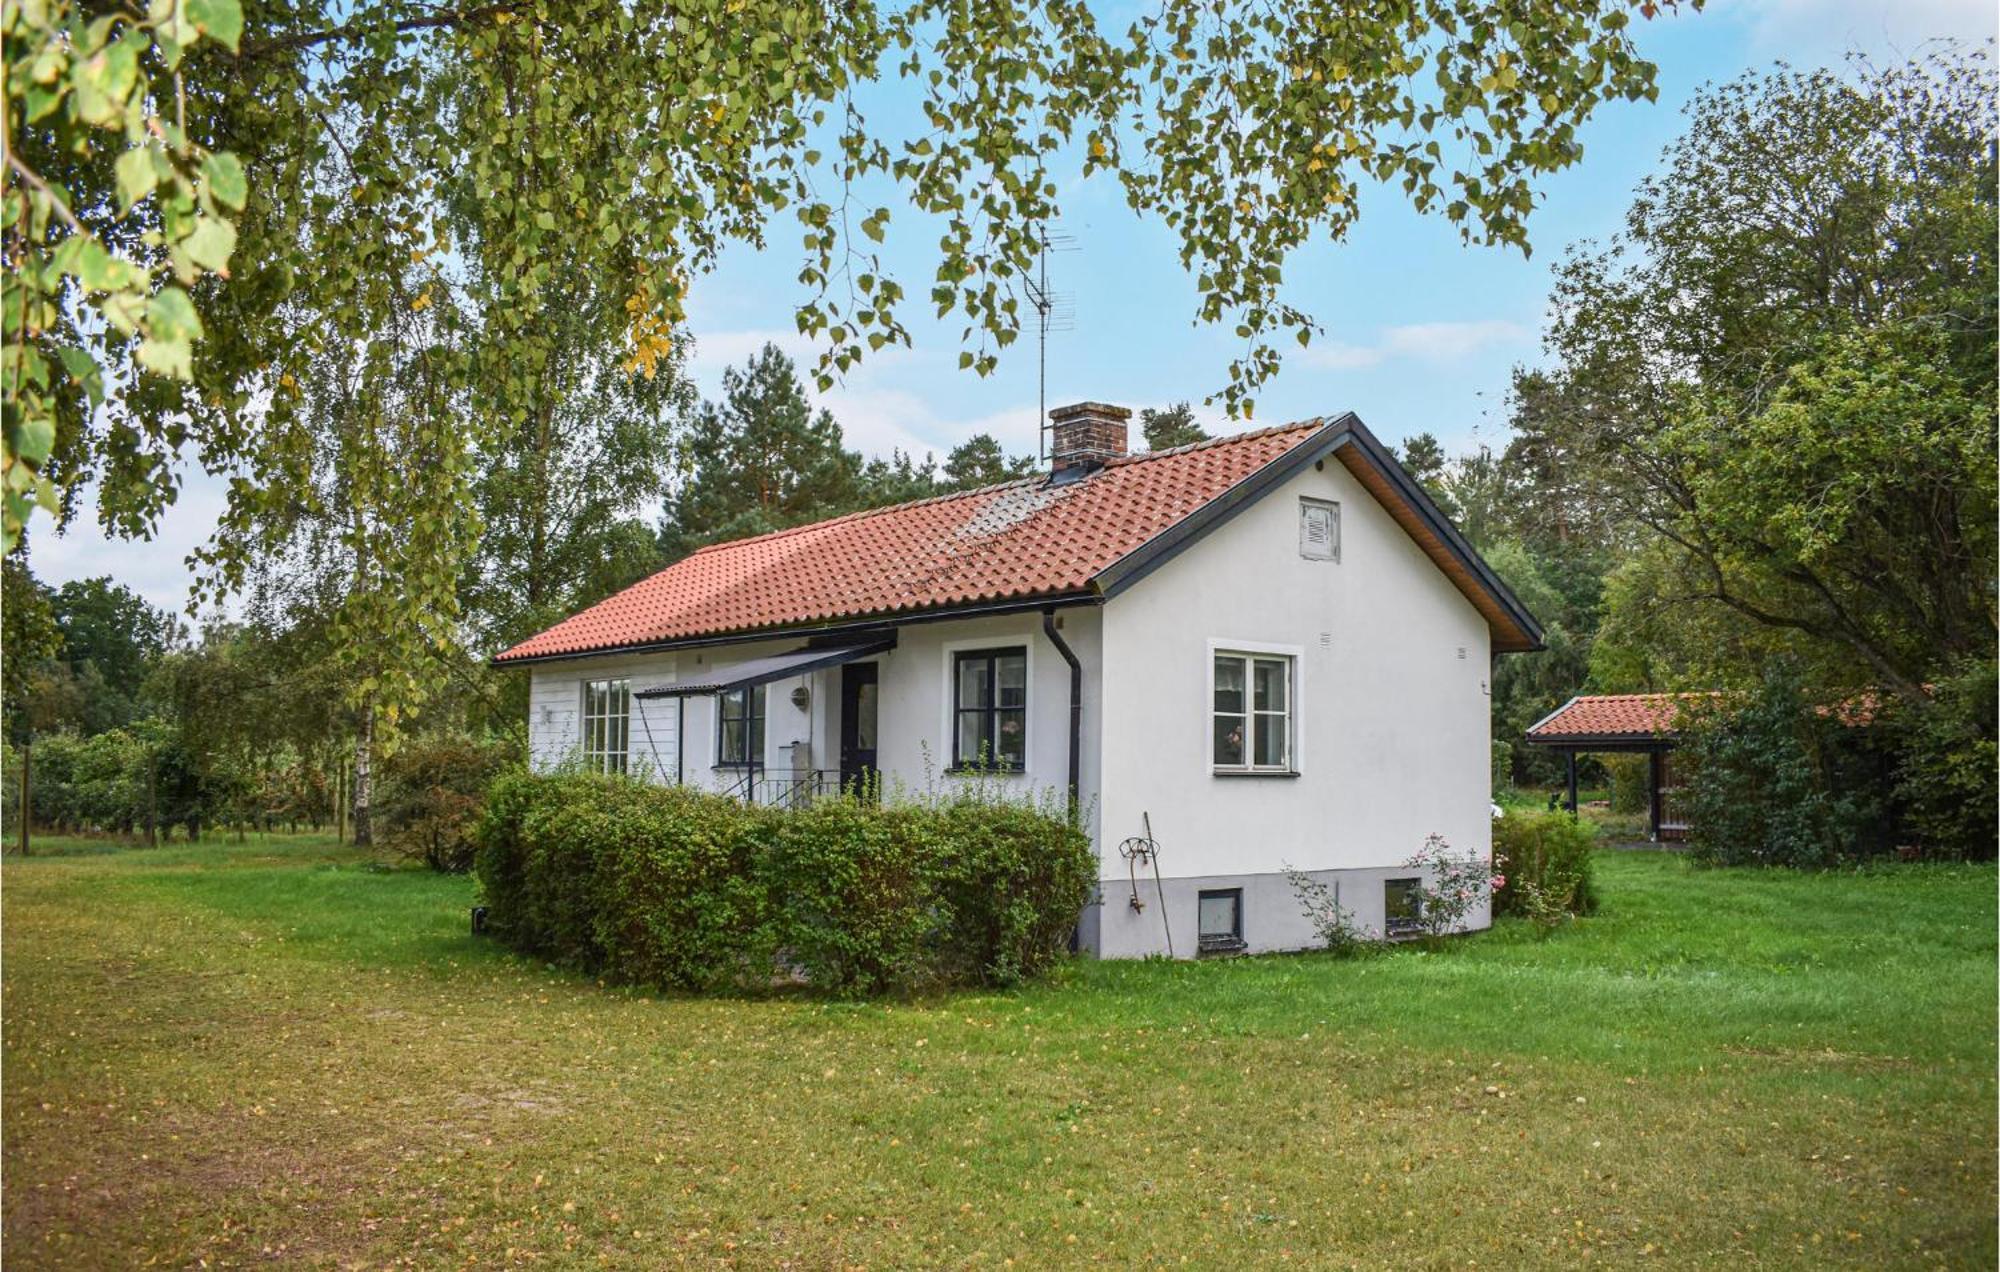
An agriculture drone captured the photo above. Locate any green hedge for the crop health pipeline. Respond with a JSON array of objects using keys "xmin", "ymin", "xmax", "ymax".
[
  {"xmin": 1491, "ymin": 809, "xmax": 1598, "ymax": 917},
  {"xmin": 474, "ymin": 773, "xmax": 1094, "ymax": 995}
]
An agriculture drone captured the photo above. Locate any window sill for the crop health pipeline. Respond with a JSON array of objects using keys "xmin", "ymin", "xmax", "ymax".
[
  {"xmin": 944, "ymin": 766, "xmax": 1027, "ymax": 777},
  {"xmin": 1197, "ymin": 936, "xmax": 1247, "ymax": 956},
  {"xmin": 1211, "ymin": 769, "xmax": 1301, "ymax": 779},
  {"xmin": 712, "ymin": 763, "xmax": 763, "ymax": 771}
]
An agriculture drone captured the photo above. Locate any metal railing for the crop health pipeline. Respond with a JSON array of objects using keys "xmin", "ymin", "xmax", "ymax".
[{"xmin": 721, "ymin": 768, "xmax": 846, "ymax": 809}]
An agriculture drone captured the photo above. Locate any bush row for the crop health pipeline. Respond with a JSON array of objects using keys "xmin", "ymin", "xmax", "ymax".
[
  {"xmin": 1491, "ymin": 808, "xmax": 1598, "ymax": 918},
  {"xmin": 474, "ymin": 772, "xmax": 1096, "ymax": 995}
]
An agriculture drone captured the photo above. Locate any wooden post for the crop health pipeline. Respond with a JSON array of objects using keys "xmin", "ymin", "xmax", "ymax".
[
  {"xmin": 17, "ymin": 739, "xmax": 29, "ymax": 857},
  {"xmin": 1564, "ymin": 749, "xmax": 1578, "ymax": 817},
  {"xmin": 1647, "ymin": 747, "xmax": 1664, "ymax": 842}
]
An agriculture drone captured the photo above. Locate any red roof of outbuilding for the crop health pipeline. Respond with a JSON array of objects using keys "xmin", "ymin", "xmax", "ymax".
[
  {"xmin": 1525, "ymin": 694, "xmax": 1709, "ymax": 742},
  {"xmin": 496, "ymin": 416, "xmax": 1542, "ymax": 663}
]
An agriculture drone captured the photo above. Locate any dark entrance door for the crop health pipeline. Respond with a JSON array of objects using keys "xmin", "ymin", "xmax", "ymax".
[{"xmin": 839, "ymin": 662, "xmax": 879, "ymax": 797}]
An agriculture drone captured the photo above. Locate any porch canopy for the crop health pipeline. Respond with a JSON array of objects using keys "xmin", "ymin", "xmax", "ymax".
[
  {"xmin": 1523, "ymin": 694, "xmax": 1696, "ymax": 841},
  {"xmin": 632, "ymin": 632, "xmax": 896, "ymax": 699}
]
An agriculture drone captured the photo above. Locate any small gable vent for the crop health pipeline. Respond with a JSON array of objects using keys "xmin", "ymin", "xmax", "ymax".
[{"xmin": 1299, "ymin": 498, "xmax": 1340, "ymax": 561}]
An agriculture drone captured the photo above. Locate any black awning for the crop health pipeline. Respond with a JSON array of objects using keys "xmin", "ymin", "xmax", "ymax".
[{"xmin": 633, "ymin": 634, "xmax": 895, "ymax": 698}]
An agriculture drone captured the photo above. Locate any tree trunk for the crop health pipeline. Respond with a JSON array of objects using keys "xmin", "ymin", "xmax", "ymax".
[
  {"xmin": 352, "ymin": 708, "xmax": 374, "ymax": 848},
  {"xmin": 146, "ymin": 748, "xmax": 159, "ymax": 848}
]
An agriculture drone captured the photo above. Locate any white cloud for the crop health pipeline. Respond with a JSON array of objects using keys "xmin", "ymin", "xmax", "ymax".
[
  {"xmin": 1734, "ymin": 0, "xmax": 1995, "ymax": 55},
  {"xmin": 1305, "ymin": 319, "xmax": 1531, "ymax": 371},
  {"xmin": 28, "ymin": 467, "xmax": 229, "ymax": 616}
]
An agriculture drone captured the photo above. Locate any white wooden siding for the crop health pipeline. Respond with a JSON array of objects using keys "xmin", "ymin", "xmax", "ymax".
[{"xmin": 526, "ymin": 653, "xmax": 681, "ymax": 779}]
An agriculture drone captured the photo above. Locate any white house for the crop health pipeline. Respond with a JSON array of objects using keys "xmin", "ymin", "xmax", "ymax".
[{"xmin": 494, "ymin": 404, "xmax": 1541, "ymax": 957}]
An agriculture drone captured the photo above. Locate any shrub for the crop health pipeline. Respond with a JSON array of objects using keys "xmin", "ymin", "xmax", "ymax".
[
  {"xmin": 1491, "ymin": 809, "xmax": 1597, "ymax": 919},
  {"xmin": 1489, "ymin": 738, "xmax": 1514, "ymax": 798},
  {"xmin": 473, "ymin": 773, "xmax": 1093, "ymax": 995},
  {"xmin": 1603, "ymin": 753, "xmax": 1649, "ymax": 817},
  {"xmin": 1405, "ymin": 833, "xmax": 1501, "ymax": 944},
  {"xmin": 764, "ymin": 798, "xmax": 940, "ymax": 993},
  {"xmin": 1682, "ymin": 661, "xmax": 1891, "ymax": 867},
  {"xmin": 930, "ymin": 790, "xmax": 1098, "ymax": 986},
  {"xmin": 1890, "ymin": 659, "xmax": 1997, "ymax": 860},
  {"xmin": 590, "ymin": 783, "xmax": 776, "ymax": 992},
  {"xmin": 377, "ymin": 734, "xmax": 521, "ymax": 871},
  {"xmin": 1284, "ymin": 865, "xmax": 1377, "ymax": 956}
]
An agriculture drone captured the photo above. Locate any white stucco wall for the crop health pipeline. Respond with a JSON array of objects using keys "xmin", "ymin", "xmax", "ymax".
[{"xmin": 1094, "ymin": 456, "xmax": 1494, "ymax": 956}]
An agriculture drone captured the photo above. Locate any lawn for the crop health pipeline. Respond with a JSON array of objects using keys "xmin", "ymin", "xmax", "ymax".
[{"xmin": 3, "ymin": 835, "xmax": 1994, "ymax": 1268}]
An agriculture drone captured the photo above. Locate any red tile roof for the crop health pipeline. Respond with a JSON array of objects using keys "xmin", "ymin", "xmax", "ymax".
[
  {"xmin": 496, "ymin": 420, "xmax": 1331, "ymax": 663},
  {"xmin": 1525, "ymin": 694, "xmax": 1706, "ymax": 741},
  {"xmin": 1526, "ymin": 690, "xmax": 1894, "ymax": 742}
]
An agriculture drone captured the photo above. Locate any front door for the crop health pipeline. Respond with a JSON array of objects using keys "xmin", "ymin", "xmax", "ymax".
[{"xmin": 839, "ymin": 662, "xmax": 879, "ymax": 798}]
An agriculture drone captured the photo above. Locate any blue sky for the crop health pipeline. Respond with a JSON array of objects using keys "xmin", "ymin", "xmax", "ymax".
[{"xmin": 33, "ymin": 0, "xmax": 1996, "ymax": 612}]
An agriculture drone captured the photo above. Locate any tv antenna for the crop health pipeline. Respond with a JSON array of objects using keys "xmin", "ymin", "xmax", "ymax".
[{"xmin": 1024, "ymin": 225, "xmax": 1076, "ymax": 462}]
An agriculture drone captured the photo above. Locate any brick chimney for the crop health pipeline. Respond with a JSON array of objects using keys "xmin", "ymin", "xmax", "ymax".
[{"xmin": 1049, "ymin": 402, "xmax": 1131, "ymax": 476}]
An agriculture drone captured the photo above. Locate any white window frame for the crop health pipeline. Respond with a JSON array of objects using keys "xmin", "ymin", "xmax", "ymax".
[
  {"xmin": 581, "ymin": 677, "xmax": 630, "ymax": 775},
  {"xmin": 1207, "ymin": 639, "xmax": 1302, "ymax": 774}
]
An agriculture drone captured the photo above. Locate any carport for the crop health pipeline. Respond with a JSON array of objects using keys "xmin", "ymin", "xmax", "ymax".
[{"xmin": 1523, "ymin": 694, "xmax": 1693, "ymax": 841}]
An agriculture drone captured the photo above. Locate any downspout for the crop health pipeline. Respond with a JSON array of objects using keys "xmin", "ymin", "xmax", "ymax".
[
  {"xmin": 676, "ymin": 696, "xmax": 685, "ymax": 786},
  {"xmin": 1042, "ymin": 607, "xmax": 1082, "ymax": 820}
]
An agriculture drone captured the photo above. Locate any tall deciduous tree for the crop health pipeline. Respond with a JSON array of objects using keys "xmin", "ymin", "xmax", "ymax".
[
  {"xmin": 2, "ymin": 0, "xmax": 246, "ymax": 548},
  {"xmin": 48, "ymin": 578, "xmax": 172, "ymax": 732},
  {"xmin": 463, "ymin": 292, "xmax": 695, "ymax": 649},
  {"xmin": 9, "ymin": 0, "xmax": 1688, "ymax": 557},
  {"xmin": 1512, "ymin": 52, "xmax": 1997, "ymax": 702}
]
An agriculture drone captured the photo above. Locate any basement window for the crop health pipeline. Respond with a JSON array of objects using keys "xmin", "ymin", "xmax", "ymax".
[
  {"xmin": 1197, "ymin": 888, "xmax": 1245, "ymax": 954},
  {"xmin": 1385, "ymin": 878, "xmax": 1423, "ymax": 938}
]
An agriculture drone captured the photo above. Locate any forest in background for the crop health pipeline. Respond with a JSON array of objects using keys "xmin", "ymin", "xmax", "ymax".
[{"xmin": 3, "ymin": 50, "xmax": 1993, "ymax": 863}]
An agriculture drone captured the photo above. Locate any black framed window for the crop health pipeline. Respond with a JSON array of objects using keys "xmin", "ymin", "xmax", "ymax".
[
  {"xmin": 1213, "ymin": 652, "xmax": 1293, "ymax": 772},
  {"xmin": 717, "ymin": 684, "xmax": 765, "ymax": 768},
  {"xmin": 952, "ymin": 647, "xmax": 1026, "ymax": 770},
  {"xmin": 1197, "ymin": 888, "xmax": 1245, "ymax": 954},
  {"xmin": 581, "ymin": 679, "xmax": 630, "ymax": 775},
  {"xmin": 1385, "ymin": 878, "xmax": 1423, "ymax": 937}
]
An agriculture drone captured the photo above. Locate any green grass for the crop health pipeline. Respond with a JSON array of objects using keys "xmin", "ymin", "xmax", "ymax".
[{"xmin": 4, "ymin": 834, "xmax": 1994, "ymax": 1268}]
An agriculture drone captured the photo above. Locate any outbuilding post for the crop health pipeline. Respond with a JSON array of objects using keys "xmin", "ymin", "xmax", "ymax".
[
  {"xmin": 1564, "ymin": 750, "xmax": 1579, "ymax": 817},
  {"xmin": 1647, "ymin": 747, "xmax": 1664, "ymax": 841}
]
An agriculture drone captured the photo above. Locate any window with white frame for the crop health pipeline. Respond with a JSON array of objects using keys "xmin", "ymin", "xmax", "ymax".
[
  {"xmin": 581, "ymin": 678, "xmax": 630, "ymax": 775},
  {"xmin": 717, "ymin": 684, "xmax": 766, "ymax": 768},
  {"xmin": 1212, "ymin": 652, "xmax": 1293, "ymax": 772}
]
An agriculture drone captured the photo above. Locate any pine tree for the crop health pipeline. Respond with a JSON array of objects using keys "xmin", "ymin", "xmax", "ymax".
[
  {"xmin": 660, "ymin": 345, "xmax": 865, "ymax": 559},
  {"xmin": 940, "ymin": 434, "xmax": 1035, "ymax": 491},
  {"xmin": 1138, "ymin": 403, "xmax": 1210, "ymax": 451}
]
